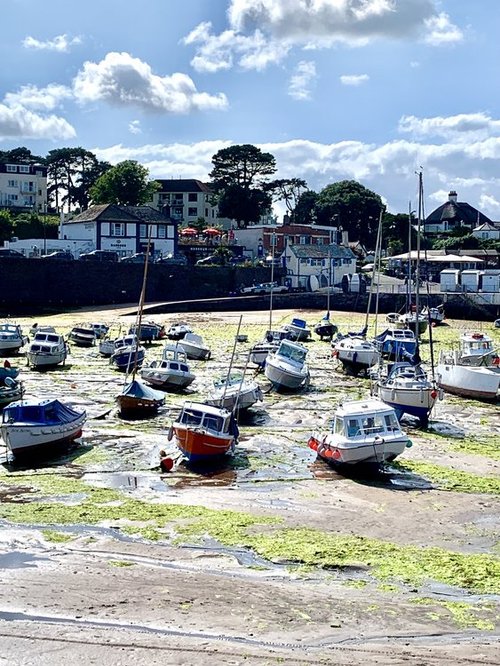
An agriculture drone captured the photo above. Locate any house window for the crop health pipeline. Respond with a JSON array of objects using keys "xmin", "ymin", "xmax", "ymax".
[
  {"xmin": 19, "ymin": 165, "xmax": 30, "ymax": 173},
  {"xmin": 158, "ymin": 225, "xmax": 166, "ymax": 238},
  {"xmin": 188, "ymin": 207, "xmax": 197, "ymax": 217},
  {"xmin": 7, "ymin": 180, "xmax": 17, "ymax": 188},
  {"xmin": 299, "ymin": 236, "xmax": 308, "ymax": 244},
  {"xmin": 110, "ymin": 223, "xmax": 125, "ymax": 237},
  {"xmin": 188, "ymin": 193, "xmax": 197, "ymax": 202},
  {"xmin": 316, "ymin": 237, "xmax": 325, "ymax": 245},
  {"xmin": 22, "ymin": 181, "xmax": 35, "ymax": 193},
  {"xmin": 6, "ymin": 165, "xmax": 16, "ymax": 172},
  {"xmin": 139, "ymin": 224, "xmax": 147, "ymax": 238},
  {"xmin": 7, "ymin": 194, "xmax": 18, "ymax": 201},
  {"xmin": 300, "ymin": 258, "xmax": 307, "ymax": 264}
]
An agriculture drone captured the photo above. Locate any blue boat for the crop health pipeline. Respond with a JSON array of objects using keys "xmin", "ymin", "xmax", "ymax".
[
  {"xmin": 110, "ymin": 343, "xmax": 146, "ymax": 372},
  {"xmin": 374, "ymin": 328, "xmax": 417, "ymax": 361}
]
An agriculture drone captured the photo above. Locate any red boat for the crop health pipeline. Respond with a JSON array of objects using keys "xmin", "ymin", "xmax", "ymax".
[{"xmin": 169, "ymin": 402, "xmax": 238, "ymax": 463}]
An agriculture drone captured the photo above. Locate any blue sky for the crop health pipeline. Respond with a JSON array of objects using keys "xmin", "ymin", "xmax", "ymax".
[{"xmin": 1, "ymin": 0, "xmax": 500, "ymax": 220}]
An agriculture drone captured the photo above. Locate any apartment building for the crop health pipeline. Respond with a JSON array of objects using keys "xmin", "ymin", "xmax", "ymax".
[{"xmin": 0, "ymin": 162, "xmax": 47, "ymax": 211}]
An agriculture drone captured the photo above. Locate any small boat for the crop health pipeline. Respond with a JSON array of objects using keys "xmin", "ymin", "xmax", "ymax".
[
  {"xmin": 29, "ymin": 323, "xmax": 56, "ymax": 336},
  {"xmin": 332, "ymin": 334, "xmax": 380, "ymax": 376},
  {"xmin": 116, "ymin": 379, "xmax": 165, "ymax": 417},
  {"xmin": 205, "ymin": 372, "xmax": 263, "ymax": 411},
  {"xmin": 0, "ymin": 398, "xmax": 86, "ymax": 458},
  {"xmin": 140, "ymin": 345, "xmax": 195, "ymax": 390},
  {"xmin": 0, "ymin": 323, "xmax": 28, "ymax": 355},
  {"xmin": 374, "ymin": 328, "xmax": 417, "ymax": 361},
  {"xmin": 26, "ymin": 331, "xmax": 68, "ymax": 369},
  {"xmin": 0, "ymin": 376, "xmax": 23, "ymax": 408},
  {"xmin": 68, "ymin": 326, "xmax": 96, "ymax": 347},
  {"xmin": 281, "ymin": 318, "xmax": 311, "ymax": 342},
  {"xmin": 314, "ymin": 314, "xmax": 338, "ymax": 341},
  {"xmin": 0, "ymin": 361, "xmax": 19, "ymax": 383},
  {"xmin": 308, "ymin": 398, "xmax": 411, "ymax": 466},
  {"xmin": 265, "ymin": 339, "xmax": 310, "ymax": 391},
  {"xmin": 376, "ymin": 362, "xmax": 440, "ymax": 427},
  {"xmin": 110, "ymin": 337, "xmax": 146, "ymax": 372},
  {"xmin": 90, "ymin": 322, "xmax": 109, "ymax": 339},
  {"xmin": 397, "ymin": 311, "xmax": 428, "ymax": 336},
  {"xmin": 166, "ymin": 322, "xmax": 192, "ymax": 340},
  {"xmin": 129, "ymin": 321, "xmax": 165, "ymax": 343},
  {"xmin": 457, "ymin": 331, "xmax": 499, "ymax": 367},
  {"xmin": 250, "ymin": 330, "xmax": 289, "ymax": 367},
  {"xmin": 422, "ymin": 304, "xmax": 445, "ymax": 326},
  {"xmin": 495, "ymin": 319, "xmax": 500, "ymax": 329},
  {"xmin": 169, "ymin": 401, "xmax": 239, "ymax": 464},
  {"xmin": 178, "ymin": 332, "xmax": 211, "ymax": 360},
  {"xmin": 99, "ymin": 332, "xmax": 134, "ymax": 357}
]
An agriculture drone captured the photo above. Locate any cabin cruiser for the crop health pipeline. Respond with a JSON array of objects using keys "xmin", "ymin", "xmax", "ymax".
[
  {"xmin": 280, "ymin": 318, "xmax": 311, "ymax": 342},
  {"xmin": 374, "ymin": 328, "xmax": 417, "ymax": 361},
  {"xmin": 166, "ymin": 322, "xmax": 193, "ymax": 340},
  {"xmin": 0, "ymin": 323, "xmax": 28, "ymax": 355},
  {"xmin": 264, "ymin": 339, "xmax": 309, "ymax": 391},
  {"xmin": 68, "ymin": 326, "xmax": 96, "ymax": 347},
  {"xmin": 250, "ymin": 329, "xmax": 289, "ymax": 367},
  {"xmin": 177, "ymin": 333, "xmax": 211, "ymax": 360},
  {"xmin": 26, "ymin": 331, "xmax": 68, "ymax": 369},
  {"xmin": 205, "ymin": 372, "xmax": 263, "ymax": 411},
  {"xmin": 140, "ymin": 345, "xmax": 195, "ymax": 390}
]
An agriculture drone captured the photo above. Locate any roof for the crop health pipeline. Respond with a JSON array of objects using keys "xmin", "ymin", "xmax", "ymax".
[
  {"xmin": 337, "ymin": 399, "xmax": 394, "ymax": 417},
  {"xmin": 155, "ymin": 179, "xmax": 212, "ymax": 194},
  {"xmin": 473, "ymin": 222, "xmax": 498, "ymax": 232},
  {"xmin": 426, "ymin": 200, "xmax": 491, "ymax": 227},
  {"xmin": 386, "ymin": 251, "xmax": 484, "ymax": 263},
  {"xmin": 289, "ymin": 244, "xmax": 356, "ymax": 259},
  {"xmin": 66, "ymin": 204, "xmax": 173, "ymax": 225}
]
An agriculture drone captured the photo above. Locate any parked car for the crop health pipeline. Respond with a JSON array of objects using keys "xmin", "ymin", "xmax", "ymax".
[
  {"xmin": 79, "ymin": 250, "xmax": 119, "ymax": 262},
  {"xmin": 155, "ymin": 253, "xmax": 188, "ymax": 266},
  {"xmin": 41, "ymin": 250, "xmax": 74, "ymax": 260},
  {"xmin": 240, "ymin": 282, "xmax": 289, "ymax": 295},
  {"xmin": 0, "ymin": 248, "xmax": 25, "ymax": 259},
  {"xmin": 119, "ymin": 252, "xmax": 154, "ymax": 264},
  {"xmin": 195, "ymin": 255, "xmax": 225, "ymax": 266}
]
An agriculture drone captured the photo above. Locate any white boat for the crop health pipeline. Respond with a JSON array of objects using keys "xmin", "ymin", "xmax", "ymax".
[
  {"xmin": 396, "ymin": 312, "xmax": 428, "ymax": 336},
  {"xmin": 68, "ymin": 326, "xmax": 96, "ymax": 347},
  {"xmin": 457, "ymin": 331, "xmax": 499, "ymax": 367},
  {"xmin": 280, "ymin": 318, "xmax": 311, "ymax": 342},
  {"xmin": 90, "ymin": 322, "xmax": 109, "ymax": 339},
  {"xmin": 166, "ymin": 322, "xmax": 193, "ymax": 340},
  {"xmin": 264, "ymin": 339, "xmax": 309, "ymax": 391},
  {"xmin": 140, "ymin": 345, "xmax": 195, "ymax": 390},
  {"xmin": 177, "ymin": 333, "xmax": 211, "ymax": 360},
  {"xmin": 26, "ymin": 331, "xmax": 68, "ymax": 369},
  {"xmin": 110, "ymin": 337, "xmax": 146, "ymax": 372},
  {"xmin": 0, "ymin": 323, "xmax": 28, "ymax": 355},
  {"xmin": 332, "ymin": 335, "xmax": 380, "ymax": 376},
  {"xmin": 99, "ymin": 333, "xmax": 136, "ymax": 357},
  {"xmin": 308, "ymin": 398, "xmax": 410, "ymax": 466},
  {"xmin": 250, "ymin": 329, "xmax": 289, "ymax": 367},
  {"xmin": 422, "ymin": 305, "xmax": 445, "ymax": 326},
  {"xmin": 374, "ymin": 327, "xmax": 417, "ymax": 360},
  {"xmin": 436, "ymin": 349, "xmax": 500, "ymax": 400},
  {"xmin": 29, "ymin": 324, "xmax": 56, "ymax": 336},
  {"xmin": 0, "ymin": 377, "xmax": 23, "ymax": 408},
  {"xmin": 0, "ymin": 398, "xmax": 86, "ymax": 458},
  {"xmin": 205, "ymin": 372, "xmax": 263, "ymax": 411},
  {"xmin": 376, "ymin": 362, "xmax": 440, "ymax": 426}
]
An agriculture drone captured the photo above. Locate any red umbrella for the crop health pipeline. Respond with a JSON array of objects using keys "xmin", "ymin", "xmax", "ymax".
[
  {"xmin": 203, "ymin": 227, "xmax": 222, "ymax": 236},
  {"xmin": 180, "ymin": 227, "xmax": 198, "ymax": 236}
]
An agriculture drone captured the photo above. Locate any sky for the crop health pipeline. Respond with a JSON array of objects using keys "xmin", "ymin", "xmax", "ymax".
[{"xmin": 1, "ymin": 0, "xmax": 500, "ymax": 221}]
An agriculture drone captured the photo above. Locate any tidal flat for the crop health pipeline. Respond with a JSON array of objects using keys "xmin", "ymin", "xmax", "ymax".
[{"xmin": 0, "ymin": 305, "xmax": 498, "ymax": 665}]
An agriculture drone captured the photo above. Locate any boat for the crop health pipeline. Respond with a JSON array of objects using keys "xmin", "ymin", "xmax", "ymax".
[
  {"xmin": 0, "ymin": 360, "xmax": 19, "ymax": 383},
  {"xmin": 308, "ymin": 398, "xmax": 411, "ymax": 466},
  {"xmin": 110, "ymin": 336, "xmax": 146, "ymax": 372},
  {"xmin": 456, "ymin": 331, "xmax": 500, "ymax": 367},
  {"xmin": 374, "ymin": 327, "xmax": 417, "ymax": 361},
  {"xmin": 495, "ymin": 319, "xmax": 500, "ymax": 329},
  {"xmin": 0, "ymin": 323, "xmax": 28, "ymax": 355},
  {"xmin": 264, "ymin": 339, "xmax": 310, "ymax": 391},
  {"xmin": 166, "ymin": 322, "xmax": 193, "ymax": 340},
  {"xmin": 99, "ymin": 332, "xmax": 133, "ymax": 357},
  {"xmin": 281, "ymin": 318, "xmax": 311, "ymax": 342},
  {"xmin": 68, "ymin": 325, "xmax": 96, "ymax": 347},
  {"xmin": 26, "ymin": 331, "xmax": 68, "ymax": 369},
  {"xmin": 116, "ymin": 379, "xmax": 165, "ymax": 417},
  {"xmin": 0, "ymin": 398, "xmax": 86, "ymax": 458},
  {"xmin": 332, "ymin": 329, "xmax": 380, "ymax": 376},
  {"xmin": 169, "ymin": 401, "xmax": 239, "ymax": 464},
  {"xmin": 29, "ymin": 323, "xmax": 56, "ymax": 336},
  {"xmin": 396, "ymin": 310, "xmax": 428, "ymax": 336},
  {"xmin": 205, "ymin": 372, "xmax": 263, "ymax": 411},
  {"xmin": 90, "ymin": 322, "xmax": 109, "ymax": 339},
  {"xmin": 422, "ymin": 304, "xmax": 445, "ymax": 326},
  {"xmin": 314, "ymin": 314, "xmax": 338, "ymax": 341},
  {"xmin": 129, "ymin": 321, "xmax": 165, "ymax": 343},
  {"xmin": 178, "ymin": 332, "xmax": 211, "ymax": 360},
  {"xmin": 0, "ymin": 376, "xmax": 23, "ymax": 408},
  {"xmin": 250, "ymin": 330, "xmax": 289, "ymax": 367},
  {"xmin": 140, "ymin": 345, "xmax": 195, "ymax": 390}
]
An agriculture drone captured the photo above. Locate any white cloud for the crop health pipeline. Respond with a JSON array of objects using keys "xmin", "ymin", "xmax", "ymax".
[
  {"xmin": 288, "ymin": 61, "xmax": 317, "ymax": 100},
  {"xmin": 423, "ymin": 12, "xmax": 464, "ymax": 46},
  {"xmin": 0, "ymin": 104, "xmax": 76, "ymax": 140},
  {"xmin": 128, "ymin": 120, "xmax": 142, "ymax": 135},
  {"xmin": 399, "ymin": 112, "xmax": 500, "ymax": 139},
  {"xmin": 73, "ymin": 51, "xmax": 228, "ymax": 113},
  {"xmin": 478, "ymin": 194, "xmax": 500, "ymax": 212},
  {"xmin": 4, "ymin": 84, "xmax": 73, "ymax": 111},
  {"xmin": 22, "ymin": 34, "xmax": 82, "ymax": 52},
  {"xmin": 340, "ymin": 74, "xmax": 369, "ymax": 86}
]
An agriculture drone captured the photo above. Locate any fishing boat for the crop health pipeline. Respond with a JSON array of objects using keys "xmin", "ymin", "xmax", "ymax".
[
  {"xmin": 205, "ymin": 372, "xmax": 263, "ymax": 411},
  {"xmin": 68, "ymin": 325, "xmax": 96, "ymax": 347},
  {"xmin": 308, "ymin": 398, "xmax": 411, "ymax": 466},
  {"xmin": 0, "ymin": 323, "xmax": 28, "ymax": 355},
  {"xmin": 332, "ymin": 331, "xmax": 380, "ymax": 376},
  {"xmin": 140, "ymin": 345, "xmax": 195, "ymax": 390},
  {"xmin": 166, "ymin": 322, "xmax": 192, "ymax": 340},
  {"xmin": 26, "ymin": 331, "xmax": 68, "ymax": 369},
  {"xmin": 0, "ymin": 376, "xmax": 23, "ymax": 408},
  {"xmin": 178, "ymin": 332, "xmax": 211, "ymax": 360},
  {"xmin": 281, "ymin": 318, "xmax": 311, "ymax": 342},
  {"xmin": 169, "ymin": 401, "xmax": 239, "ymax": 464},
  {"xmin": 265, "ymin": 339, "xmax": 310, "ymax": 391},
  {"xmin": 456, "ymin": 331, "xmax": 500, "ymax": 367},
  {"xmin": 129, "ymin": 321, "xmax": 165, "ymax": 343},
  {"xmin": 0, "ymin": 398, "xmax": 86, "ymax": 458}
]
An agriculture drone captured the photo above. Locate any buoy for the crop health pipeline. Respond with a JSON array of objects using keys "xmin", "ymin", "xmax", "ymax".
[{"xmin": 160, "ymin": 457, "xmax": 174, "ymax": 472}]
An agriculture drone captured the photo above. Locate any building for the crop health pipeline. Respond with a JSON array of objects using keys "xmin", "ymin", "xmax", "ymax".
[
  {"xmin": 386, "ymin": 250, "xmax": 484, "ymax": 280},
  {"xmin": 150, "ymin": 179, "xmax": 223, "ymax": 226},
  {"xmin": 0, "ymin": 162, "xmax": 47, "ymax": 211},
  {"xmin": 235, "ymin": 222, "xmax": 339, "ymax": 259},
  {"xmin": 283, "ymin": 240, "xmax": 356, "ymax": 290},
  {"xmin": 471, "ymin": 222, "xmax": 500, "ymax": 241},
  {"xmin": 61, "ymin": 204, "xmax": 177, "ymax": 258},
  {"xmin": 425, "ymin": 190, "xmax": 491, "ymax": 234}
]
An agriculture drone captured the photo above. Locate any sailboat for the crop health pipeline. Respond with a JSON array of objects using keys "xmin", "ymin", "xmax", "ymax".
[
  {"xmin": 376, "ymin": 171, "xmax": 441, "ymax": 427},
  {"xmin": 115, "ymin": 230, "xmax": 165, "ymax": 418},
  {"xmin": 314, "ymin": 249, "xmax": 338, "ymax": 341}
]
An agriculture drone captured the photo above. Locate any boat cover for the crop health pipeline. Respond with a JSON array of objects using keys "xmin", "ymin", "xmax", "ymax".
[
  {"xmin": 3, "ymin": 399, "xmax": 83, "ymax": 425},
  {"xmin": 291, "ymin": 318, "xmax": 307, "ymax": 328},
  {"xmin": 120, "ymin": 380, "xmax": 165, "ymax": 402}
]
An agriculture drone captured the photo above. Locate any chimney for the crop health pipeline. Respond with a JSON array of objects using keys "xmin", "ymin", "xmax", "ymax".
[
  {"xmin": 341, "ymin": 230, "xmax": 349, "ymax": 247},
  {"xmin": 448, "ymin": 190, "xmax": 458, "ymax": 203}
]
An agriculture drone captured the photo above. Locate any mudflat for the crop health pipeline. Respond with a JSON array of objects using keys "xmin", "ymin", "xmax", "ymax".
[{"xmin": 0, "ymin": 306, "xmax": 498, "ymax": 665}]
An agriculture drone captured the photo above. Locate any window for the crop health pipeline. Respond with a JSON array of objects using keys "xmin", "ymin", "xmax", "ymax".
[
  {"xmin": 22, "ymin": 181, "xmax": 35, "ymax": 193},
  {"xmin": 139, "ymin": 224, "xmax": 147, "ymax": 238},
  {"xmin": 19, "ymin": 165, "xmax": 29, "ymax": 173},
  {"xmin": 6, "ymin": 165, "xmax": 16, "ymax": 172},
  {"xmin": 188, "ymin": 207, "xmax": 197, "ymax": 217},
  {"xmin": 300, "ymin": 258, "xmax": 307, "ymax": 264},
  {"xmin": 299, "ymin": 235, "xmax": 308, "ymax": 244},
  {"xmin": 7, "ymin": 194, "xmax": 18, "ymax": 201},
  {"xmin": 110, "ymin": 223, "xmax": 125, "ymax": 237},
  {"xmin": 158, "ymin": 225, "xmax": 166, "ymax": 238},
  {"xmin": 188, "ymin": 193, "xmax": 197, "ymax": 202},
  {"xmin": 7, "ymin": 180, "xmax": 17, "ymax": 188}
]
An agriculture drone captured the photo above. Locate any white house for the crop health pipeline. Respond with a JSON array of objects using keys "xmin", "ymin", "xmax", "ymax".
[
  {"xmin": 61, "ymin": 204, "xmax": 177, "ymax": 258},
  {"xmin": 283, "ymin": 240, "xmax": 356, "ymax": 290},
  {"xmin": 0, "ymin": 162, "xmax": 47, "ymax": 211},
  {"xmin": 471, "ymin": 222, "xmax": 500, "ymax": 241}
]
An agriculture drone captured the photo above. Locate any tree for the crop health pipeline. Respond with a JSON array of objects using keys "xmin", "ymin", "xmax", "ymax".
[
  {"xmin": 0, "ymin": 210, "xmax": 14, "ymax": 242},
  {"xmin": 264, "ymin": 178, "xmax": 307, "ymax": 214},
  {"xmin": 209, "ymin": 144, "xmax": 276, "ymax": 227},
  {"xmin": 291, "ymin": 190, "xmax": 318, "ymax": 225},
  {"xmin": 90, "ymin": 160, "xmax": 159, "ymax": 206},
  {"xmin": 314, "ymin": 180, "xmax": 384, "ymax": 247},
  {"xmin": 0, "ymin": 147, "xmax": 44, "ymax": 165}
]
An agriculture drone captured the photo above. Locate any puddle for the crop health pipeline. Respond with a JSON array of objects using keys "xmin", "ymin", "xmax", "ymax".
[
  {"xmin": 0, "ymin": 551, "xmax": 49, "ymax": 569},
  {"xmin": 83, "ymin": 471, "xmax": 168, "ymax": 493}
]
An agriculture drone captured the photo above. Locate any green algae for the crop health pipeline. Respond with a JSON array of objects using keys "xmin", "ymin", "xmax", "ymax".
[
  {"xmin": 447, "ymin": 436, "xmax": 500, "ymax": 461},
  {"xmin": 410, "ymin": 597, "xmax": 497, "ymax": 630},
  {"xmin": 42, "ymin": 530, "xmax": 74, "ymax": 543},
  {"xmin": 393, "ymin": 461, "xmax": 500, "ymax": 495},
  {"xmin": 109, "ymin": 560, "xmax": 135, "ymax": 567}
]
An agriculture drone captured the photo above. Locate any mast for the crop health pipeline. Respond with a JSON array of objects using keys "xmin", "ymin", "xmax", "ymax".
[
  {"xmin": 131, "ymin": 226, "xmax": 153, "ymax": 381},
  {"xmin": 269, "ymin": 232, "xmax": 276, "ymax": 330},
  {"xmin": 222, "ymin": 314, "xmax": 243, "ymax": 404},
  {"xmin": 415, "ymin": 171, "xmax": 423, "ymax": 341},
  {"xmin": 369, "ymin": 206, "xmax": 384, "ymax": 337}
]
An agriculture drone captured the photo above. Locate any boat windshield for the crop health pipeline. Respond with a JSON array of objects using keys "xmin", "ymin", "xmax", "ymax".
[
  {"xmin": 180, "ymin": 409, "xmax": 203, "ymax": 426},
  {"xmin": 203, "ymin": 414, "xmax": 224, "ymax": 433},
  {"xmin": 279, "ymin": 342, "xmax": 306, "ymax": 364}
]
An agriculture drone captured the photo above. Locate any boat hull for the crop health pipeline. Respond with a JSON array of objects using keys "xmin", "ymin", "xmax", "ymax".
[
  {"xmin": 141, "ymin": 369, "xmax": 195, "ymax": 390},
  {"xmin": 309, "ymin": 433, "xmax": 408, "ymax": 466},
  {"xmin": 377, "ymin": 385, "xmax": 437, "ymax": 423},
  {"xmin": 177, "ymin": 343, "xmax": 211, "ymax": 360},
  {"xmin": 116, "ymin": 394, "xmax": 163, "ymax": 417},
  {"xmin": 0, "ymin": 384, "xmax": 23, "ymax": 407},
  {"xmin": 173, "ymin": 425, "xmax": 235, "ymax": 463},
  {"xmin": 1, "ymin": 415, "xmax": 85, "ymax": 457},
  {"xmin": 436, "ymin": 363, "xmax": 499, "ymax": 400},
  {"xmin": 264, "ymin": 358, "xmax": 309, "ymax": 391},
  {"xmin": 205, "ymin": 385, "xmax": 263, "ymax": 411},
  {"xmin": 27, "ymin": 350, "xmax": 67, "ymax": 368}
]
